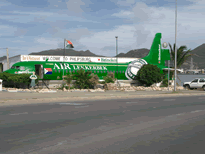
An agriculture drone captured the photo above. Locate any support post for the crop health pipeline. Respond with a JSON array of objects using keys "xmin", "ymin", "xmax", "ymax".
[
  {"xmin": 6, "ymin": 48, "xmax": 9, "ymax": 70},
  {"xmin": 174, "ymin": 0, "xmax": 177, "ymax": 91}
]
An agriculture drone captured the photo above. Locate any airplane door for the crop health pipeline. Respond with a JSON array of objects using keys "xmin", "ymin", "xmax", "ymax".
[
  {"xmin": 35, "ymin": 64, "xmax": 44, "ymax": 79},
  {"xmin": 40, "ymin": 65, "xmax": 44, "ymax": 79}
]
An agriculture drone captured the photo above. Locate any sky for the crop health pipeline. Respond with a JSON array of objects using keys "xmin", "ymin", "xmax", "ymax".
[{"xmin": 0, "ymin": 0, "xmax": 204, "ymax": 57}]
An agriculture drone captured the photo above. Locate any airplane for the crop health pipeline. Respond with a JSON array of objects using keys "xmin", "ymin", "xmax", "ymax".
[{"xmin": 3, "ymin": 33, "xmax": 179, "ymax": 81}]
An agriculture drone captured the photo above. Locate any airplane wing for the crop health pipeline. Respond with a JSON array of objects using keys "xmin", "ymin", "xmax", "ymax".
[{"xmin": 163, "ymin": 68, "xmax": 183, "ymax": 72}]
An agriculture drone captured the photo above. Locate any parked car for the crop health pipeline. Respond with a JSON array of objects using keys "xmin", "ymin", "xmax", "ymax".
[{"xmin": 183, "ymin": 78, "xmax": 205, "ymax": 91}]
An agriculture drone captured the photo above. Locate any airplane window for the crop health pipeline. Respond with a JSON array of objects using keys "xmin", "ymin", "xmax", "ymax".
[
  {"xmin": 97, "ymin": 71, "xmax": 99, "ymax": 73},
  {"xmin": 69, "ymin": 71, "xmax": 71, "ymax": 73},
  {"xmin": 16, "ymin": 66, "xmax": 20, "ymax": 70},
  {"xmin": 94, "ymin": 71, "xmax": 96, "ymax": 73},
  {"xmin": 55, "ymin": 70, "xmax": 57, "ymax": 73},
  {"xmin": 66, "ymin": 70, "xmax": 68, "ymax": 73},
  {"xmin": 113, "ymin": 71, "xmax": 115, "ymax": 73},
  {"xmin": 101, "ymin": 71, "xmax": 102, "ymax": 73},
  {"xmin": 120, "ymin": 71, "xmax": 121, "ymax": 73},
  {"xmin": 20, "ymin": 66, "xmax": 25, "ymax": 70},
  {"xmin": 11, "ymin": 66, "xmax": 15, "ymax": 69},
  {"xmin": 58, "ymin": 70, "xmax": 60, "ymax": 73},
  {"xmin": 104, "ymin": 71, "xmax": 106, "ymax": 73},
  {"xmin": 122, "ymin": 71, "xmax": 124, "ymax": 73}
]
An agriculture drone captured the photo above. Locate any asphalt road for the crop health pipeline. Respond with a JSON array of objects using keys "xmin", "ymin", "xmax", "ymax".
[{"xmin": 1, "ymin": 95, "xmax": 205, "ymax": 154}]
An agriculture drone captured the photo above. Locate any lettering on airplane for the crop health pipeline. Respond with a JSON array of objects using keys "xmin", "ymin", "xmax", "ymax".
[
  {"xmin": 101, "ymin": 58, "xmax": 117, "ymax": 62},
  {"xmin": 53, "ymin": 63, "xmax": 107, "ymax": 70},
  {"xmin": 22, "ymin": 56, "xmax": 41, "ymax": 61},
  {"xmin": 158, "ymin": 44, "xmax": 161, "ymax": 64}
]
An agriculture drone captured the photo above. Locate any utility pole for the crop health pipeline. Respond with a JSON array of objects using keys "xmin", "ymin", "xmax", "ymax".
[
  {"xmin": 174, "ymin": 0, "xmax": 177, "ymax": 92},
  {"xmin": 115, "ymin": 36, "xmax": 119, "ymax": 87},
  {"xmin": 0, "ymin": 48, "xmax": 10, "ymax": 70},
  {"xmin": 6, "ymin": 48, "xmax": 9, "ymax": 69},
  {"xmin": 63, "ymin": 38, "xmax": 66, "ymax": 81}
]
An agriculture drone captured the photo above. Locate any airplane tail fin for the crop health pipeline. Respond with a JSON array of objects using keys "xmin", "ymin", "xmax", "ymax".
[{"xmin": 142, "ymin": 33, "xmax": 170, "ymax": 66}]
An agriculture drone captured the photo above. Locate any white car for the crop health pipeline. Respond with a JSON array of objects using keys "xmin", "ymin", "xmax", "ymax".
[{"xmin": 183, "ymin": 78, "xmax": 205, "ymax": 91}]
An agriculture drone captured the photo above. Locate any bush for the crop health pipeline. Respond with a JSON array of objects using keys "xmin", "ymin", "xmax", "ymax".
[
  {"xmin": 72, "ymin": 69, "xmax": 93, "ymax": 89},
  {"xmin": 89, "ymin": 73, "xmax": 99, "ymax": 89},
  {"xmin": 162, "ymin": 78, "xmax": 168, "ymax": 87},
  {"xmin": 64, "ymin": 73, "xmax": 73, "ymax": 89},
  {"xmin": 0, "ymin": 72, "xmax": 39, "ymax": 89},
  {"xmin": 103, "ymin": 72, "xmax": 115, "ymax": 83},
  {"xmin": 134, "ymin": 64, "xmax": 163, "ymax": 87}
]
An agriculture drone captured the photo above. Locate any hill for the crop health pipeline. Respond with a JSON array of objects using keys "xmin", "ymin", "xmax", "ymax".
[
  {"xmin": 180, "ymin": 44, "xmax": 205, "ymax": 70},
  {"xmin": 116, "ymin": 48, "xmax": 149, "ymax": 58},
  {"xmin": 29, "ymin": 48, "xmax": 106, "ymax": 57}
]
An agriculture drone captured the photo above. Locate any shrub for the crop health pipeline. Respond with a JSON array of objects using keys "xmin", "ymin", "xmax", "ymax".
[
  {"xmin": 162, "ymin": 78, "xmax": 168, "ymax": 87},
  {"xmin": 103, "ymin": 72, "xmax": 115, "ymax": 83},
  {"xmin": 64, "ymin": 73, "xmax": 73, "ymax": 89},
  {"xmin": 89, "ymin": 73, "xmax": 99, "ymax": 89},
  {"xmin": 72, "ymin": 69, "xmax": 92, "ymax": 89},
  {"xmin": 134, "ymin": 64, "xmax": 163, "ymax": 87}
]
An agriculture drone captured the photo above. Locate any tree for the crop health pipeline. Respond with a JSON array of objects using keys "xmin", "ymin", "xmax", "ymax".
[
  {"xmin": 168, "ymin": 43, "xmax": 197, "ymax": 85},
  {"xmin": 134, "ymin": 64, "xmax": 163, "ymax": 87},
  {"xmin": 72, "ymin": 68, "xmax": 92, "ymax": 89},
  {"xmin": 169, "ymin": 43, "xmax": 196, "ymax": 68},
  {"xmin": 64, "ymin": 73, "xmax": 73, "ymax": 90}
]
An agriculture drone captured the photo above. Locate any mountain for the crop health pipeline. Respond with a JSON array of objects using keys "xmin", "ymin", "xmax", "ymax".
[
  {"xmin": 180, "ymin": 44, "xmax": 205, "ymax": 70},
  {"xmin": 29, "ymin": 48, "xmax": 106, "ymax": 57},
  {"xmin": 0, "ymin": 56, "xmax": 7, "ymax": 61},
  {"xmin": 116, "ymin": 48, "xmax": 149, "ymax": 58}
]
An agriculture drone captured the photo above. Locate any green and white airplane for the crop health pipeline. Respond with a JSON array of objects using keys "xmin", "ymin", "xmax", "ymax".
[{"xmin": 3, "ymin": 33, "xmax": 176, "ymax": 81}]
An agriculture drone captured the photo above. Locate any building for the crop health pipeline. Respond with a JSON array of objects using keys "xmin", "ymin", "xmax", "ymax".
[{"xmin": 0, "ymin": 55, "xmax": 21, "ymax": 73}]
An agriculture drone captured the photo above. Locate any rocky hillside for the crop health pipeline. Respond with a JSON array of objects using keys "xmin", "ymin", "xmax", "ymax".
[{"xmin": 29, "ymin": 49, "xmax": 106, "ymax": 57}]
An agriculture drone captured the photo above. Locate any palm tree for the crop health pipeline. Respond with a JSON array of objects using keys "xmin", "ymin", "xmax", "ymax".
[{"xmin": 168, "ymin": 43, "xmax": 197, "ymax": 85}]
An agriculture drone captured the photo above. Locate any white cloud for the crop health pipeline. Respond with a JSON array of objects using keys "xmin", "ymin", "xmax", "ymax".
[{"xmin": 78, "ymin": 25, "xmax": 137, "ymax": 56}]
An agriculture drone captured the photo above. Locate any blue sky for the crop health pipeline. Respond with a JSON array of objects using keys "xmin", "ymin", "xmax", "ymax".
[{"xmin": 0, "ymin": 0, "xmax": 204, "ymax": 57}]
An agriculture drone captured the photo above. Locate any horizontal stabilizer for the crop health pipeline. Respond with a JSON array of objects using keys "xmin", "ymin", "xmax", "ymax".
[{"xmin": 163, "ymin": 68, "xmax": 183, "ymax": 72}]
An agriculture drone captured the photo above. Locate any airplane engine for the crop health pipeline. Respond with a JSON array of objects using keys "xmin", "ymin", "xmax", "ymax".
[{"xmin": 125, "ymin": 59, "xmax": 148, "ymax": 80}]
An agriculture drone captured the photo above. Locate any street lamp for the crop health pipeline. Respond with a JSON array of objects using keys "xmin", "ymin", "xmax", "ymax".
[
  {"xmin": 174, "ymin": 0, "xmax": 177, "ymax": 91},
  {"xmin": 115, "ymin": 36, "xmax": 119, "ymax": 87}
]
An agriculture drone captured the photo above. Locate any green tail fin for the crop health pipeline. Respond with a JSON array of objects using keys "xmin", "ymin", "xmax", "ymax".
[{"xmin": 142, "ymin": 33, "xmax": 170, "ymax": 66}]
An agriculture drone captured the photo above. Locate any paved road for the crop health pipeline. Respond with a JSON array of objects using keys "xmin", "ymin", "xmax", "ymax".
[{"xmin": 1, "ymin": 95, "xmax": 205, "ymax": 154}]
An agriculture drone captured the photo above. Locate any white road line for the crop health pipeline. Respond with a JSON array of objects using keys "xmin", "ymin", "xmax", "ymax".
[
  {"xmin": 9, "ymin": 112, "xmax": 28, "ymax": 115},
  {"xmin": 163, "ymin": 99, "xmax": 175, "ymax": 101},
  {"xmin": 126, "ymin": 102, "xmax": 138, "ymax": 104},
  {"xmin": 190, "ymin": 110, "xmax": 203, "ymax": 113},
  {"xmin": 75, "ymin": 105, "xmax": 89, "ymax": 108}
]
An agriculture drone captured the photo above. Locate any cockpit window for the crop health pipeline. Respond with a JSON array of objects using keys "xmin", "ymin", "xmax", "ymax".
[
  {"xmin": 16, "ymin": 66, "xmax": 20, "ymax": 70},
  {"xmin": 11, "ymin": 66, "xmax": 15, "ymax": 69}
]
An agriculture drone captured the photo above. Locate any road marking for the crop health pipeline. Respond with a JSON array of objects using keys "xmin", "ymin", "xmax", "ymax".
[
  {"xmin": 10, "ymin": 112, "xmax": 28, "ymax": 115},
  {"xmin": 190, "ymin": 110, "xmax": 203, "ymax": 113},
  {"xmin": 126, "ymin": 102, "xmax": 138, "ymax": 104},
  {"xmin": 163, "ymin": 99, "xmax": 175, "ymax": 101},
  {"xmin": 59, "ymin": 103, "xmax": 85, "ymax": 105},
  {"xmin": 75, "ymin": 105, "xmax": 89, "ymax": 108}
]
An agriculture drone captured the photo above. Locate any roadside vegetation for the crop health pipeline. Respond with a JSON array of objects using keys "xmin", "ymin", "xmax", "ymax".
[
  {"xmin": 58, "ymin": 69, "xmax": 116, "ymax": 90},
  {"xmin": 0, "ymin": 72, "xmax": 39, "ymax": 89},
  {"xmin": 134, "ymin": 64, "xmax": 163, "ymax": 87}
]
